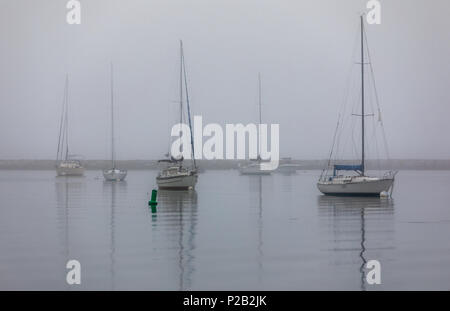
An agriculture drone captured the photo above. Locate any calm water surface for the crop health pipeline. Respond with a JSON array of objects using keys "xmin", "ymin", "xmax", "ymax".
[{"xmin": 0, "ymin": 170, "xmax": 449, "ymax": 290}]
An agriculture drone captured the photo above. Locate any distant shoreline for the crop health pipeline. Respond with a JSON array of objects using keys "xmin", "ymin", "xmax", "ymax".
[{"xmin": 1, "ymin": 159, "xmax": 449, "ymax": 170}]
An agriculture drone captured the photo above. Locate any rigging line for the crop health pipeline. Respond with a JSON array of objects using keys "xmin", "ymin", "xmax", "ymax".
[
  {"xmin": 179, "ymin": 41, "xmax": 184, "ymax": 153},
  {"xmin": 61, "ymin": 78, "xmax": 69, "ymax": 161},
  {"xmin": 56, "ymin": 76, "xmax": 68, "ymax": 162},
  {"xmin": 369, "ymin": 114, "xmax": 381, "ymax": 173},
  {"xmin": 332, "ymin": 76, "xmax": 350, "ymax": 165},
  {"xmin": 167, "ymin": 52, "xmax": 180, "ymax": 157},
  {"xmin": 57, "ymin": 86, "xmax": 65, "ymax": 161},
  {"xmin": 110, "ymin": 63, "xmax": 116, "ymax": 169},
  {"xmin": 339, "ymin": 95, "xmax": 354, "ymax": 160},
  {"xmin": 322, "ymin": 116, "xmax": 341, "ymax": 178},
  {"xmin": 350, "ymin": 89, "xmax": 361, "ymax": 160},
  {"xmin": 360, "ymin": 15, "xmax": 366, "ymax": 175},
  {"xmin": 367, "ymin": 78, "xmax": 381, "ymax": 173},
  {"xmin": 364, "ymin": 26, "xmax": 391, "ymax": 160},
  {"xmin": 337, "ymin": 98, "xmax": 354, "ymax": 161},
  {"xmin": 258, "ymin": 73, "xmax": 262, "ymax": 160},
  {"xmin": 370, "ymin": 73, "xmax": 383, "ymax": 171},
  {"xmin": 64, "ymin": 76, "xmax": 70, "ymax": 161},
  {"xmin": 334, "ymin": 25, "xmax": 360, "ymax": 157},
  {"xmin": 326, "ymin": 20, "xmax": 360, "ymax": 174},
  {"xmin": 166, "ymin": 100, "xmax": 171, "ymax": 156},
  {"xmin": 331, "ymin": 65, "xmax": 352, "ymax": 164},
  {"xmin": 342, "ymin": 84, "xmax": 357, "ymax": 161},
  {"xmin": 339, "ymin": 108, "xmax": 354, "ymax": 162},
  {"xmin": 351, "ymin": 117, "xmax": 359, "ymax": 161},
  {"xmin": 372, "ymin": 121, "xmax": 382, "ymax": 172},
  {"xmin": 181, "ymin": 44, "xmax": 196, "ymax": 168},
  {"xmin": 336, "ymin": 70, "xmax": 355, "ymax": 159},
  {"xmin": 341, "ymin": 91, "xmax": 355, "ymax": 158}
]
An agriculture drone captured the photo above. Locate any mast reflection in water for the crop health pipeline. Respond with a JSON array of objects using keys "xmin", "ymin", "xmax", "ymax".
[
  {"xmin": 55, "ymin": 177, "xmax": 85, "ymax": 290},
  {"xmin": 318, "ymin": 196, "xmax": 394, "ymax": 290},
  {"xmin": 102, "ymin": 180, "xmax": 128, "ymax": 290},
  {"xmin": 156, "ymin": 190, "xmax": 198, "ymax": 290}
]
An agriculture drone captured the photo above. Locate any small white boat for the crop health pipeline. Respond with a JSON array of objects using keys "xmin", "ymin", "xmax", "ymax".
[
  {"xmin": 56, "ymin": 159, "xmax": 84, "ymax": 176},
  {"xmin": 157, "ymin": 165, "xmax": 197, "ymax": 190},
  {"xmin": 156, "ymin": 41, "xmax": 198, "ymax": 190},
  {"xmin": 239, "ymin": 74, "xmax": 274, "ymax": 176},
  {"xmin": 317, "ymin": 16, "xmax": 396, "ymax": 197},
  {"xmin": 55, "ymin": 75, "xmax": 85, "ymax": 177},
  {"xmin": 103, "ymin": 168, "xmax": 127, "ymax": 181},
  {"xmin": 103, "ymin": 63, "xmax": 127, "ymax": 182}
]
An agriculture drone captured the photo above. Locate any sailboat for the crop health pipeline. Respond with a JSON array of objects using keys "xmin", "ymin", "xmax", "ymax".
[
  {"xmin": 317, "ymin": 15, "xmax": 396, "ymax": 196},
  {"xmin": 103, "ymin": 64, "xmax": 127, "ymax": 181},
  {"xmin": 56, "ymin": 75, "xmax": 85, "ymax": 177},
  {"xmin": 156, "ymin": 41, "xmax": 198, "ymax": 190},
  {"xmin": 239, "ymin": 74, "xmax": 273, "ymax": 175}
]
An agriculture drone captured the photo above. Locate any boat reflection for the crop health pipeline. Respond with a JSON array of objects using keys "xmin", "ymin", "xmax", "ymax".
[
  {"xmin": 102, "ymin": 180, "xmax": 127, "ymax": 290},
  {"xmin": 318, "ymin": 196, "xmax": 394, "ymax": 290},
  {"xmin": 54, "ymin": 177, "xmax": 85, "ymax": 289},
  {"xmin": 156, "ymin": 190, "xmax": 198, "ymax": 290},
  {"xmin": 248, "ymin": 175, "xmax": 265, "ymax": 285}
]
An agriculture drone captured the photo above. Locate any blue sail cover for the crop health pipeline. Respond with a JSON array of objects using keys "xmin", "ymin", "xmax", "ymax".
[{"xmin": 333, "ymin": 164, "xmax": 363, "ymax": 176}]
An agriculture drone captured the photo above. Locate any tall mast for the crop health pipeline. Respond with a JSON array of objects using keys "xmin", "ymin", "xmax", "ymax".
[
  {"xmin": 360, "ymin": 15, "xmax": 365, "ymax": 175},
  {"xmin": 56, "ymin": 75, "xmax": 68, "ymax": 163},
  {"xmin": 179, "ymin": 41, "xmax": 183, "ymax": 128},
  {"xmin": 65, "ymin": 75, "xmax": 69, "ymax": 161},
  {"xmin": 110, "ymin": 63, "xmax": 115, "ymax": 169},
  {"xmin": 258, "ymin": 73, "xmax": 262, "ymax": 160},
  {"xmin": 181, "ymin": 41, "xmax": 197, "ymax": 169}
]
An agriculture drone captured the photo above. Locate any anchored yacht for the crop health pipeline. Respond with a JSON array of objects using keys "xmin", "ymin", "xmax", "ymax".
[
  {"xmin": 56, "ymin": 75, "xmax": 85, "ymax": 177},
  {"xmin": 157, "ymin": 41, "xmax": 198, "ymax": 190},
  {"xmin": 317, "ymin": 16, "xmax": 396, "ymax": 196},
  {"xmin": 103, "ymin": 63, "xmax": 127, "ymax": 181}
]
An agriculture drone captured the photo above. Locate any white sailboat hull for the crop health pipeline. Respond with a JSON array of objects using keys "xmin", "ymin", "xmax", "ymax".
[
  {"xmin": 157, "ymin": 174, "xmax": 198, "ymax": 190},
  {"xmin": 103, "ymin": 169, "xmax": 127, "ymax": 181},
  {"xmin": 317, "ymin": 177, "xmax": 394, "ymax": 196},
  {"xmin": 56, "ymin": 166, "xmax": 85, "ymax": 176},
  {"xmin": 56, "ymin": 161, "xmax": 84, "ymax": 176}
]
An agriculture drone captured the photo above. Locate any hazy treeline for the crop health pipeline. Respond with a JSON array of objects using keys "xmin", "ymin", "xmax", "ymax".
[{"xmin": 1, "ymin": 159, "xmax": 450, "ymax": 170}]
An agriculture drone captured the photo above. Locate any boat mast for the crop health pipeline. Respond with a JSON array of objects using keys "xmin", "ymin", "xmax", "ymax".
[
  {"xmin": 110, "ymin": 63, "xmax": 115, "ymax": 169},
  {"xmin": 179, "ymin": 41, "xmax": 183, "ymax": 131},
  {"xmin": 56, "ymin": 75, "xmax": 68, "ymax": 163},
  {"xmin": 181, "ymin": 41, "xmax": 197, "ymax": 169},
  {"xmin": 360, "ymin": 15, "xmax": 365, "ymax": 176},
  {"xmin": 258, "ymin": 73, "xmax": 262, "ymax": 161},
  {"xmin": 65, "ymin": 75, "xmax": 69, "ymax": 161}
]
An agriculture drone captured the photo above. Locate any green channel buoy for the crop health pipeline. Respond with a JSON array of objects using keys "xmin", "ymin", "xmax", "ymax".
[{"xmin": 148, "ymin": 189, "xmax": 158, "ymax": 209}]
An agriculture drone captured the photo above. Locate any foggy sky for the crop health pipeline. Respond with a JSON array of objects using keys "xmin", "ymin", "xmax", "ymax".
[{"xmin": 0, "ymin": 0, "xmax": 449, "ymax": 160}]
